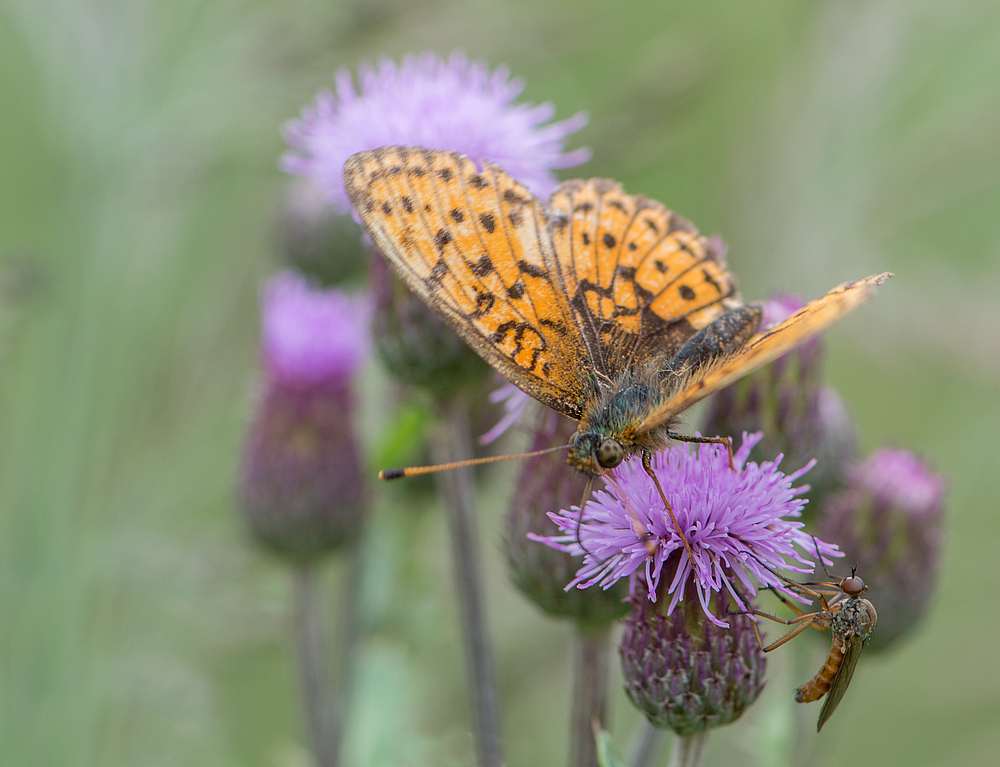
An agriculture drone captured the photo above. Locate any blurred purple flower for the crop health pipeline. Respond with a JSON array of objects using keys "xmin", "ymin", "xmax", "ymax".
[
  {"xmin": 261, "ymin": 271, "xmax": 369, "ymax": 387},
  {"xmin": 820, "ymin": 448, "xmax": 946, "ymax": 649},
  {"xmin": 531, "ymin": 433, "xmax": 841, "ymax": 626},
  {"xmin": 850, "ymin": 448, "xmax": 945, "ymax": 518},
  {"xmin": 282, "ymin": 51, "xmax": 590, "ymax": 212},
  {"xmin": 239, "ymin": 272, "xmax": 371, "ymax": 560},
  {"xmin": 479, "ymin": 382, "xmax": 534, "ymax": 444}
]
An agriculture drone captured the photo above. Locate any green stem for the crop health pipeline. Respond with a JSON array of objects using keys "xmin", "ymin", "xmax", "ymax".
[
  {"xmin": 294, "ymin": 562, "xmax": 336, "ymax": 767},
  {"xmin": 432, "ymin": 397, "xmax": 504, "ymax": 767},
  {"xmin": 569, "ymin": 624, "xmax": 611, "ymax": 767},
  {"xmin": 627, "ymin": 719, "xmax": 664, "ymax": 767},
  {"xmin": 667, "ymin": 732, "xmax": 708, "ymax": 767}
]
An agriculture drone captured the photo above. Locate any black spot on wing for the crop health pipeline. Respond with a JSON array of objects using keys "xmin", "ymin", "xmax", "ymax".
[
  {"xmin": 434, "ymin": 228, "xmax": 452, "ymax": 253},
  {"xmin": 518, "ymin": 260, "xmax": 546, "ymax": 278},
  {"xmin": 471, "ymin": 255, "xmax": 493, "ymax": 277},
  {"xmin": 472, "ymin": 291, "xmax": 496, "ymax": 318}
]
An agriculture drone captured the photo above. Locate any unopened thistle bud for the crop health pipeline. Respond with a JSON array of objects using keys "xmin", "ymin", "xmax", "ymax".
[
  {"xmin": 238, "ymin": 272, "xmax": 370, "ymax": 561},
  {"xmin": 505, "ymin": 414, "xmax": 629, "ymax": 628},
  {"xmin": 619, "ymin": 578, "xmax": 766, "ymax": 735},
  {"xmin": 369, "ymin": 251, "xmax": 490, "ymax": 399},
  {"xmin": 701, "ymin": 296, "xmax": 857, "ymax": 510},
  {"xmin": 819, "ymin": 449, "xmax": 946, "ymax": 650}
]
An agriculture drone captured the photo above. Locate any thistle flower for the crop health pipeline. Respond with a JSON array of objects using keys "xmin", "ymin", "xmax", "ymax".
[
  {"xmin": 479, "ymin": 382, "xmax": 533, "ymax": 445},
  {"xmin": 819, "ymin": 449, "xmax": 946, "ymax": 650},
  {"xmin": 238, "ymin": 272, "xmax": 370, "ymax": 560},
  {"xmin": 620, "ymin": 578, "xmax": 766, "ymax": 735},
  {"xmin": 283, "ymin": 51, "xmax": 589, "ymax": 398},
  {"xmin": 701, "ymin": 295, "xmax": 858, "ymax": 510},
  {"xmin": 281, "ymin": 50, "xmax": 590, "ymax": 211},
  {"xmin": 505, "ymin": 414, "xmax": 629, "ymax": 628},
  {"xmin": 531, "ymin": 433, "xmax": 840, "ymax": 626}
]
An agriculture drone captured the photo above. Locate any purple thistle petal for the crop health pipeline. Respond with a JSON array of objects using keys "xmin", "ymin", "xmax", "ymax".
[
  {"xmin": 261, "ymin": 271, "xmax": 370, "ymax": 388},
  {"xmin": 281, "ymin": 51, "xmax": 589, "ymax": 213},
  {"xmin": 529, "ymin": 433, "xmax": 841, "ymax": 627}
]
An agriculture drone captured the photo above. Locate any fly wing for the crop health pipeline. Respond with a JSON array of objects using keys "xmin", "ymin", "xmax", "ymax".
[{"xmin": 816, "ymin": 634, "xmax": 865, "ymax": 732}]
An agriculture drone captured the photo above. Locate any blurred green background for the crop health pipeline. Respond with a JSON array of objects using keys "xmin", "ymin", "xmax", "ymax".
[{"xmin": 2, "ymin": 0, "xmax": 998, "ymax": 765}]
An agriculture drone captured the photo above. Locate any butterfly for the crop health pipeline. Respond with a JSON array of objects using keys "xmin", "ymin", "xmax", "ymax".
[{"xmin": 343, "ymin": 145, "xmax": 889, "ymax": 540}]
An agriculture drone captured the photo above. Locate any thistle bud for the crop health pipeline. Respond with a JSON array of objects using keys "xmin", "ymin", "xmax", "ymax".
[
  {"xmin": 238, "ymin": 272, "xmax": 370, "ymax": 561},
  {"xmin": 619, "ymin": 578, "xmax": 766, "ymax": 735},
  {"xmin": 369, "ymin": 252, "xmax": 490, "ymax": 400},
  {"xmin": 505, "ymin": 413, "xmax": 630, "ymax": 627},
  {"xmin": 819, "ymin": 449, "xmax": 946, "ymax": 650}
]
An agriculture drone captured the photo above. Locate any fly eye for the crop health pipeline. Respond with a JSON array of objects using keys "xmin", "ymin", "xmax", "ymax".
[
  {"xmin": 841, "ymin": 576, "xmax": 866, "ymax": 595},
  {"xmin": 596, "ymin": 438, "xmax": 624, "ymax": 469}
]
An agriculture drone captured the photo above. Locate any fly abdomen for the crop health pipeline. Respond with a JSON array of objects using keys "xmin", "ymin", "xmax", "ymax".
[{"xmin": 795, "ymin": 637, "xmax": 846, "ymax": 703}]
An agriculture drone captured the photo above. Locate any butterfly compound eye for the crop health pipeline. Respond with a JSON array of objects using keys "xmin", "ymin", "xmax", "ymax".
[{"xmin": 597, "ymin": 438, "xmax": 624, "ymax": 469}]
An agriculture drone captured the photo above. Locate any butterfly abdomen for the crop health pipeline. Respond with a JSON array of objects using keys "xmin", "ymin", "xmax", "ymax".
[{"xmin": 658, "ymin": 304, "xmax": 762, "ymax": 380}]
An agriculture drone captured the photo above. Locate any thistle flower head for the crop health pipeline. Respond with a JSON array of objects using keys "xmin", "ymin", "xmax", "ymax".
[
  {"xmin": 281, "ymin": 51, "xmax": 589, "ymax": 212},
  {"xmin": 261, "ymin": 271, "xmax": 369, "ymax": 387},
  {"xmin": 532, "ymin": 433, "xmax": 840, "ymax": 626},
  {"xmin": 820, "ymin": 448, "xmax": 946, "ymax": 650},
  {"xmin": 239, "ymin": 272, "xmax": 371, "ymax": 561},
  {"xmin": 620, "ymin": 578, "xmax": 766, "ymax": 735}
]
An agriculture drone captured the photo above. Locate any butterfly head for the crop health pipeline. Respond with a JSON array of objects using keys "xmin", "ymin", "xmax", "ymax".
[{"xmin": 567, "ymin": 431, "xmax": 626, "ymax": 476}]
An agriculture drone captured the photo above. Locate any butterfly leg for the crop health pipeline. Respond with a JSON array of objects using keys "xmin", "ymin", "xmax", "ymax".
[
  {"xmin": 641, "ymin": 449, "xmax": 696, "ymax": 565},
  {"xmin": 573, "ymin": 477, "xmax": 597, "ymax": 556},
  {"xmin": 666, "ymin": 432, "xmax": 735, "ymax": 470}
]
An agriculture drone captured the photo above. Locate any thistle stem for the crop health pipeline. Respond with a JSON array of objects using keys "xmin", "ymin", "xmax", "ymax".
[
  {"xmin": 432, "ymin": 397, "xmax": 504, "ymax": 767},
  {"xmin": 667, "ymin": 732, "xmax": 708, "ymax": 767},
  {"xmin": 569, "ymin": 624, "xmax": 611, "ymax": 767},
  {"xmin": 627, "ymin": 719, "xmax": 664, "ymax": 767},
  {"xmin": 294, "ymin": 562, "xmax": 336, "ymax": 767}
]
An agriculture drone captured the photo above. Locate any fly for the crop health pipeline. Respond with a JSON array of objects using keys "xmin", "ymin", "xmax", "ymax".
[{"xmin": 742, "ymin": 563, "xmax": 877, "ymax": 731}]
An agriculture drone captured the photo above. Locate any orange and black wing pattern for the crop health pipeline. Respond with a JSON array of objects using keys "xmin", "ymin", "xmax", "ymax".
[
  {"xmin": 344, "ymin": 146, "xmax": 591, "ymax": 418},
  {"xmin": 546, "ymin": 179, "xmax": 741, "ymax": 377},
  {"xmin": 635, "ymin": 272, "xmax": 892, "ymax": 435}
]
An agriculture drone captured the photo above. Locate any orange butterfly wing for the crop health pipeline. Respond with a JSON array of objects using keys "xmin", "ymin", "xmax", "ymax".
[
  {"xmin": 546, "ymin": 179, "xmax": 742, "ymax": 376},
  {"xmin": 343, "ymin": 146, "xmax": 591, "ymax": 417},
  {"xmin": 635, "ymin": 272, "xmax": 893, "ymax": 434}
]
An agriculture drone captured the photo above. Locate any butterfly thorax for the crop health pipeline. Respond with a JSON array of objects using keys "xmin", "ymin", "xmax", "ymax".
[{"xmin": 567, "ymin": 374, "xmax": 679, "ymax": 476}]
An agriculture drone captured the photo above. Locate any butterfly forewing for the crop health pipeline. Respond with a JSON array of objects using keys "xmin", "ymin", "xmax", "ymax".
[
  {"xmin": 344, "ymin": 146, "xmax": 591, "ymax": 417},
  {"xmin": 635, "ymin": 272, "xmax": 892, "ymax": 434}
]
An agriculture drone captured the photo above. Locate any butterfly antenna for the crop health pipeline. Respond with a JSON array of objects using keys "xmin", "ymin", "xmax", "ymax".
[
  {"xmin": 379, "ymin": 443, "xmax": 569, "ymax": 480},
  {"xmin": 641, "ymin": 450, "xmax": 696, "ymax": 566}
]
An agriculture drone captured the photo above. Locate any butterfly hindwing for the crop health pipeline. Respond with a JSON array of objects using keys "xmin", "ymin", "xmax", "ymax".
[
  {"xmin": 344, "ymin": 146, "xmax": 591, "ymax": 418},
  {"xmin": 547, "ymin": 179, "xmax": 741, "ymax": 376}
]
